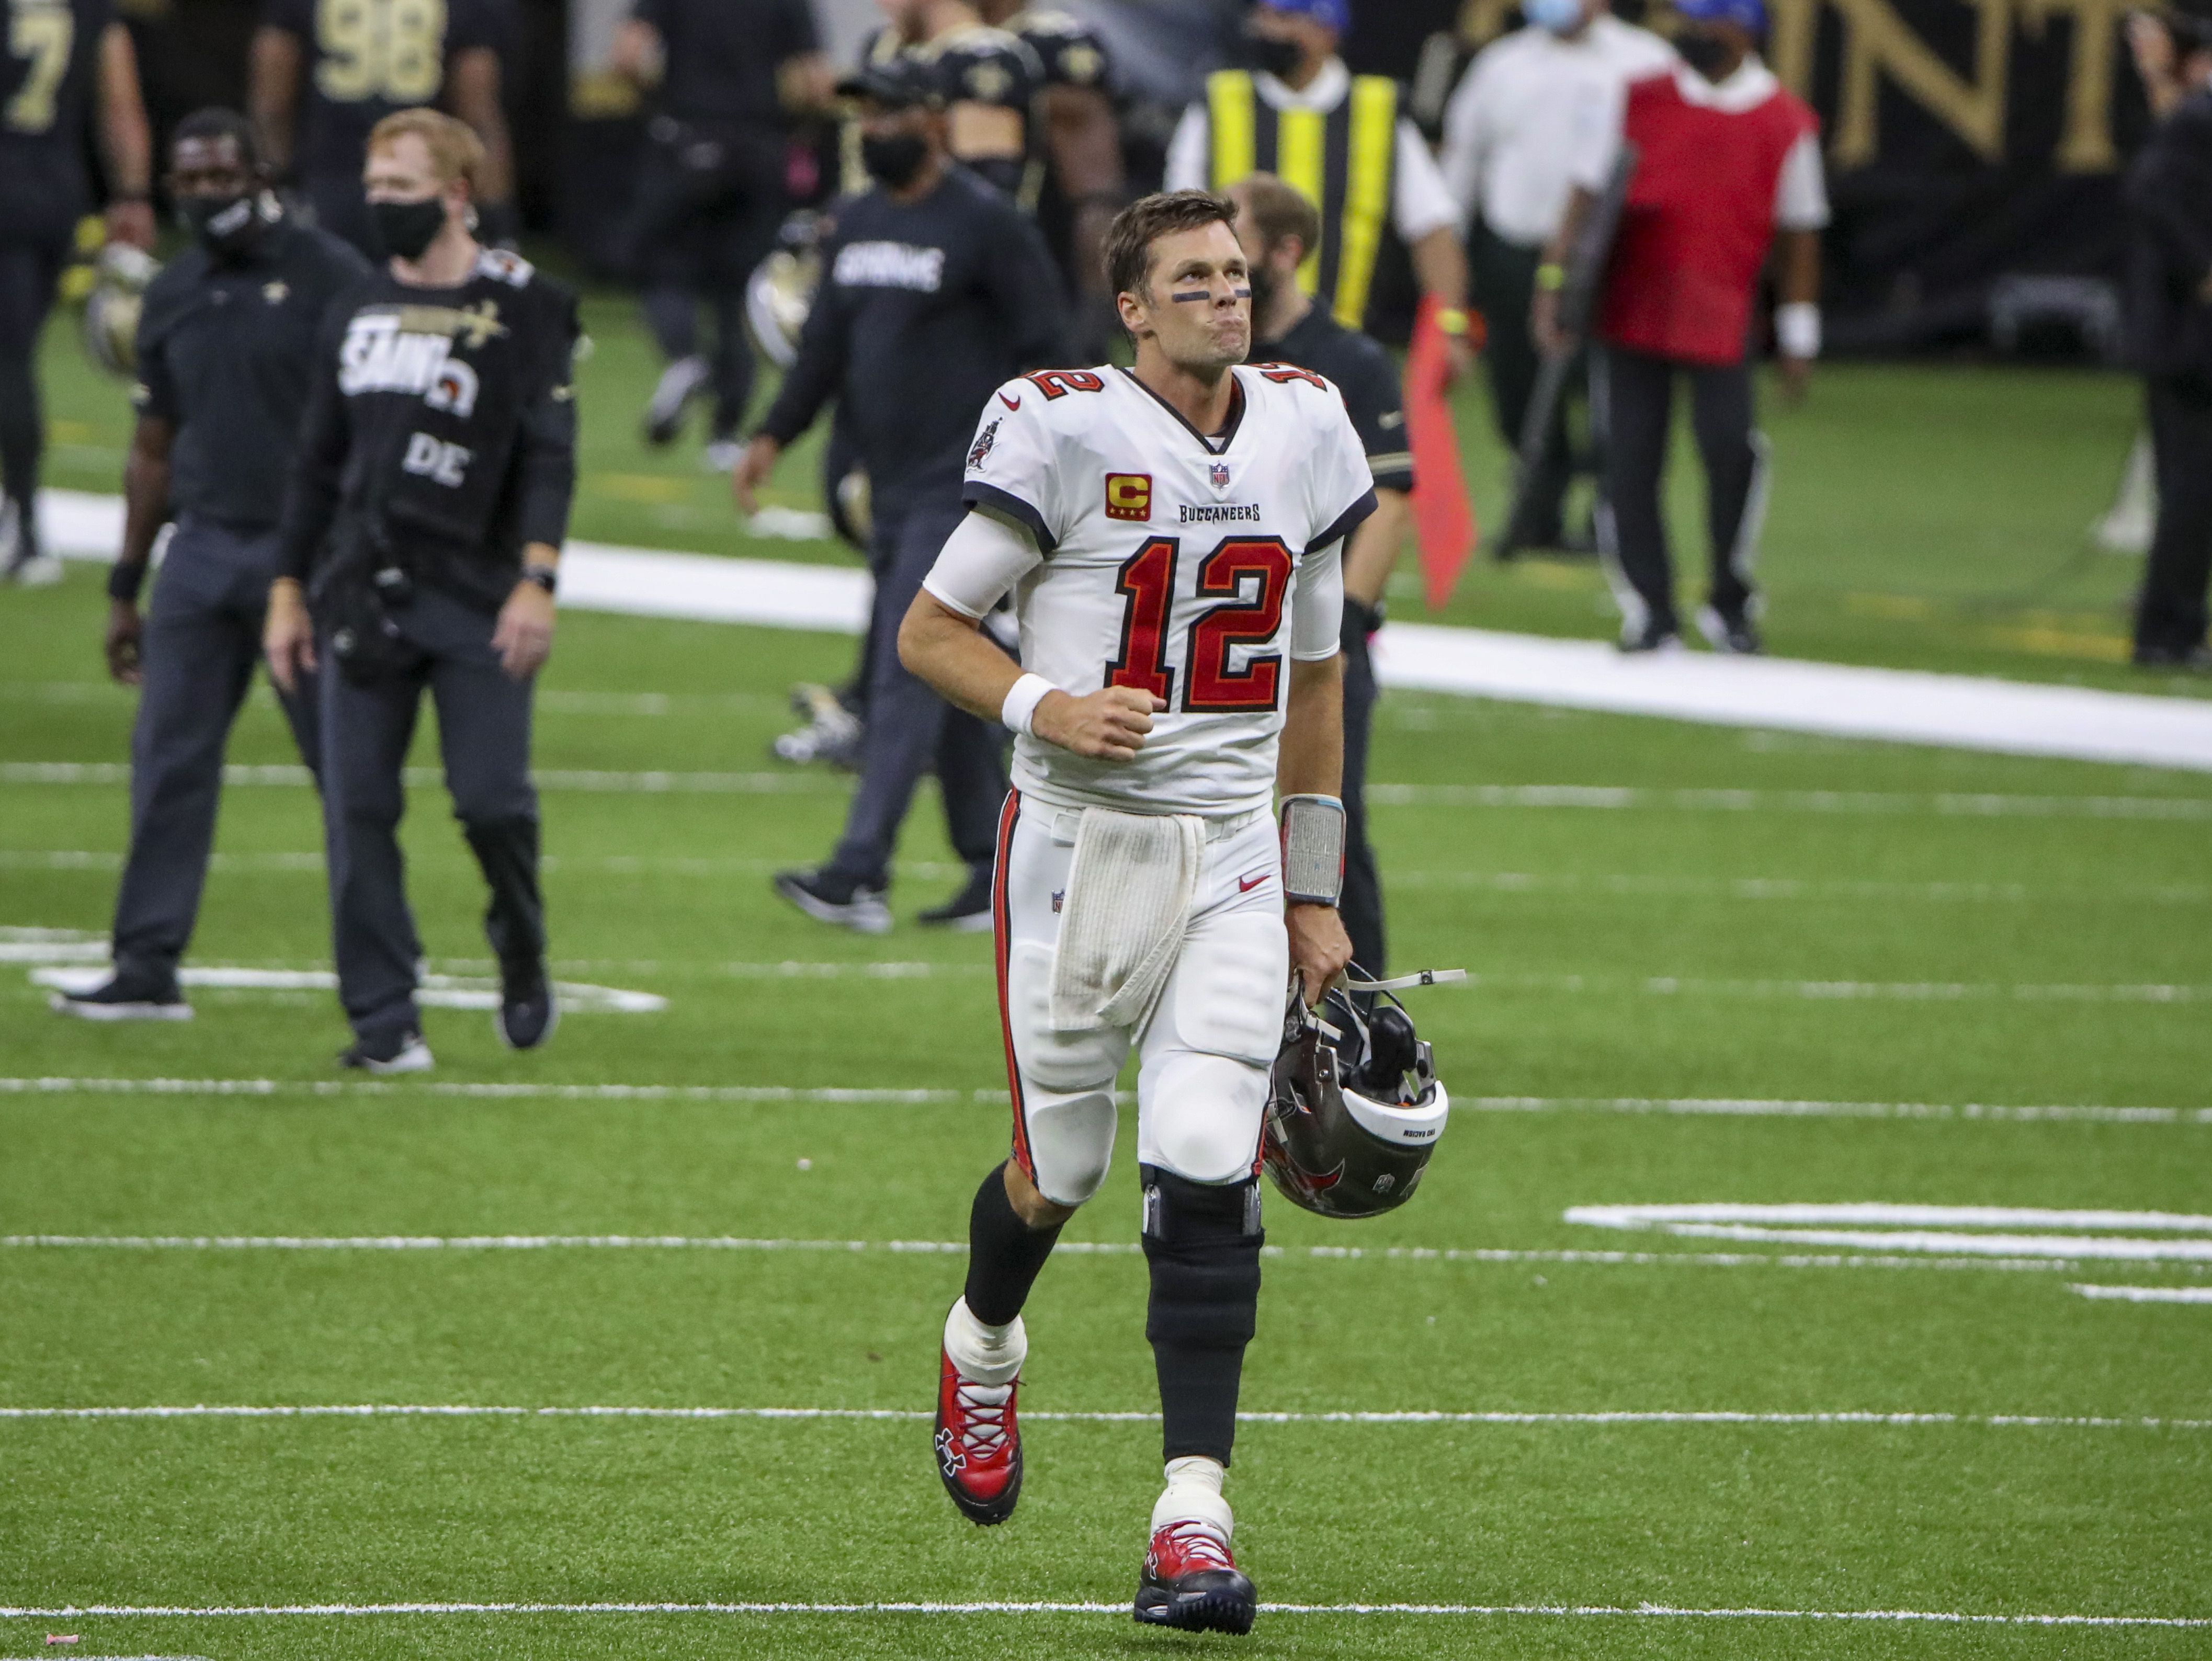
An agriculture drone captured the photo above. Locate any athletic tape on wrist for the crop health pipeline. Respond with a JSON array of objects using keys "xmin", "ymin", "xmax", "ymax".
[
  {"xmin": 1001, "ymin": 673, "xmax": 1054, "ymax": 738},
  {"xmin": 1776, "ymin": 302, "xmax": 1821, "ymax": 360},
  {"xmin": 1278, "ymin": 794, "xmax": 1346, "ymax": 906}
]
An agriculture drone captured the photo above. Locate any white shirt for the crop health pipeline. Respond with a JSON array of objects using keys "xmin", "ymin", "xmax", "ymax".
[
  {"xmin": 1439, "ymin": 15, "xmax": 1676, "ymax": 247},
  {"xmin": 925, "ymin": 364, "xmax": 1374, "ymax": 816},
  {"xmin": 1164, "ymin": 58, "xmax": 1461, "ymax": 244},
  {"xmin": 1570, "ymin": 58, "xmax": 1831, "ymax": 230}
]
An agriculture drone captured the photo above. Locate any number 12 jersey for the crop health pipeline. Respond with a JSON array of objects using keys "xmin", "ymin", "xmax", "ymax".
[{"xmin": 934, "ymin": 362, "xmax": 1377, "ymax": 817}]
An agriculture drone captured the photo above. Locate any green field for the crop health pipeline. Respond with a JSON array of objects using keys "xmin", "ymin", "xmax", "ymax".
[{"xmin": 3, "ymin": 303, "xmax": 2210, "ymax": 1656}]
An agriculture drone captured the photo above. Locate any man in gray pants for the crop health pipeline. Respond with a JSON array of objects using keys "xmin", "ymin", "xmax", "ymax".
[{"xmin": 55, "ymin": 109, "xmax": 368, "ymax": 1020}]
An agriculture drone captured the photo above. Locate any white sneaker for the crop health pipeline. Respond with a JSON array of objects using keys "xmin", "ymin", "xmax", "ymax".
[
  {"xmin": 7, "ymin": 552, "xmax": 63, "ymax": 587},
  {"xmin": 701, "ymin": 438, "xmax": 743, "ymax": 473}
]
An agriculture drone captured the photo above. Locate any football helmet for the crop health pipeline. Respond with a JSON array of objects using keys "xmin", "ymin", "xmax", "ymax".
[
  {"xmin": 1262, "ymin": 975, "xmax": 1455, "ymax": 1219},
  {"xmin": 83, "ymin": 243, "xmax": 161, "ymax": 379}
]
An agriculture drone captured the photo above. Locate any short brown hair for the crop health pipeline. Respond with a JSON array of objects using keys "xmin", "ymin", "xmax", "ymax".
[
  {"xmin": 1229, "ymin": 172, "xmax": 1321, "ymax": 264},
  {"xmin": 1104, "ymin": 189, "xmax": 1238, "ymax": 307},
  {"xmin": 366, "ymin": 108, "xmax": 485, "ymax": 194}
]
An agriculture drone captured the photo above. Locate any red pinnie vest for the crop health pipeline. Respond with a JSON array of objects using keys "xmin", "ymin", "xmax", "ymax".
[{"xmin": 1597, "ymin": 72, "xmax": 1817, "ymax": 367}]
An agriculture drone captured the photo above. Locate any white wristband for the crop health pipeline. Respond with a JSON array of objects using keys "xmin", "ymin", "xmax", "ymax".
[
  {"xmin": 1775, "ymin": 302, "xmax": 1820, "ymax": 360},
  {"xmin": 1000, "ymin": 673, "xmax": 1054, "ymax": 737}
]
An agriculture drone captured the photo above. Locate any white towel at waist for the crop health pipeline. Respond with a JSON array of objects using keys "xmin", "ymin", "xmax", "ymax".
[{"xmin": 1048, "ymin": 806, "xmax": 1204, "ymax": 1034}]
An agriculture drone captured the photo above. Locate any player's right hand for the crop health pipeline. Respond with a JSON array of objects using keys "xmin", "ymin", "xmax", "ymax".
[
  {"xmin": 105, "ymin": 599, "xmax": 143, "ymax": 686},
  {"xmin": 732, "ymin": 436, "xmax": 781, "ymax": 518},
  {"xmin": 263, "ymin": 579, "xmax": 317, "ymax": 695},
  {"xmin": 1034, "ymin": 685, "xmax": 1161, "ymax": 763}
]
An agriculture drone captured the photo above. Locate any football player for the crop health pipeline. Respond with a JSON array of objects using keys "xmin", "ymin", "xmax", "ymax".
[
  {"xmin": 898, "ymin": 189, "xmax": 1371, "ymax": 1634},
  {"xmin": 858, "ymin": 0, "xmax": 1042, "ymax": 202}
]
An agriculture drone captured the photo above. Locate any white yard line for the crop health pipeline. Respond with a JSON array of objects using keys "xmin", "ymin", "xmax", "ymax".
[
  {"xmin": 1, "ymin": 1403, "xmax": 2202, "ymax": 1430},
  {"xmin": 8, "ymin": 1230, "xmax": 2204, "ymax": 1279},
  {"xmin": 11, "ymin": 763, "xmax": 2212, "ymax": 820},
  {"xmin": 1567, "ymin": 1203, "xmax": 2212, "ymax": 1263},
  {"xmin": 25, "ymin": 967, "xmax": 665, "ymax": 1015},
  {"xmin": 7, "ymin": 1077, "xmax": 2207, "ymax": 1127},
  {"xmin": 1, "ymin": 1597, "xmax": 2206, "ymax": 1627},
  {"xmin": 41, "ymin": 489, "xmax": 2212, "ymax": 771},
  {"xmin": 2072, "ymin": 1283, "xmax": 2212, "ymax": 1304}
]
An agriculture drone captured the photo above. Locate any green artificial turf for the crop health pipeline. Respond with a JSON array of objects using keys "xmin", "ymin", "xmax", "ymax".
[{"xmin": 6, "ymin": 297, "xmax": 2212, "ymax": 1655}]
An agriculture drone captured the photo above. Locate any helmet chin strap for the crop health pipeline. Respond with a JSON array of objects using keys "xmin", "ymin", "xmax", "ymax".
[{"xmin": 1341, "ymin": 968, "xmax": 1468, "ymax": 993}]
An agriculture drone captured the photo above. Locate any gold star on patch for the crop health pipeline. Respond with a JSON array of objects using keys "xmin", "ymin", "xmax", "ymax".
[{"xmin": 263, "ymin": 281, "xmax": 289, "ymax": 304}]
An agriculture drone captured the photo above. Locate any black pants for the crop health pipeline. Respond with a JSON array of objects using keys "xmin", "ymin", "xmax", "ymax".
[
  {"xmin": 110, "ymin": 519, "xmax": 322, "ymax": 977},
  {"xmin": 1591, "ymin": 344, "xmax": 1768, "ymax": 638},
  {"xmin": 631, "ymin": 123, "xmax": 788, "ymax": 440},
  {"xmin": 0, "ymin": 236, "xmax": 66, "ymax": 560},
  {"xmin": 1470, "ymin": 222, "xmax": 1577, "ymax": 542},
  {"xmin": 823, "ymin": 494, "xmax": 1007, "ymax": 889},
  {"xmin": 319, "ymin": 583, "xmax": 540, "ymax": 1043},
  {"xmin": 2137, "ymin": 376, "xmax": 2212, "ymax": 657},
  {"xmin": 1338, "ymin": 599, "xmax": 1385, "ymax": 980}
]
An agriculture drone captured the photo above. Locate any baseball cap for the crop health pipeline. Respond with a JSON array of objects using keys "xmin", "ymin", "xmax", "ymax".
[
  {"xmin": 1673, "ymin": 0, "xmax": 1767, "ymax": 31},
  {"xmin": 834, "ymin": 56, "xmax": 946, "ymax": 109},
  {"xmin": 1254, "ymin": 0, "xmax": 1353, "ymax": 35}
]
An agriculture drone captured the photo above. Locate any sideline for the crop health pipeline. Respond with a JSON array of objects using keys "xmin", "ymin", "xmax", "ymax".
[{"xmin": 40, "ymin": 491, "xmax": 2212, "ymax": 773}]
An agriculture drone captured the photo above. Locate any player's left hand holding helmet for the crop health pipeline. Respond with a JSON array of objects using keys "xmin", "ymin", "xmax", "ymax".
[{"xmin": 1263, "ymin": 971, "xmax": 1462, "ymax": 1219}]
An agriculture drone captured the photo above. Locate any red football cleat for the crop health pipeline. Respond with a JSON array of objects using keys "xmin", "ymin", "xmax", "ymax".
[
  {"xmin": 1133, "ymin": 1518, "xmax": 1256, "ymax": 1633},
  {"xmin": 933, "ymin": 1347, "xmax": 1023, "ymax": 1525}
]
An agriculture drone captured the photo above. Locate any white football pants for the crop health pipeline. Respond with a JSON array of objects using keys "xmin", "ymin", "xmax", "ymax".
[{"xmin": 992, "ymin": 790, "xmax": 1289, "ymax": 1205}]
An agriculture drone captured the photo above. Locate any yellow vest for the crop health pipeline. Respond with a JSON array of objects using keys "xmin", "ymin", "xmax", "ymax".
[{"xmin": 1206, "ymin": 68, "xmax": 1400, "ymax": 330}]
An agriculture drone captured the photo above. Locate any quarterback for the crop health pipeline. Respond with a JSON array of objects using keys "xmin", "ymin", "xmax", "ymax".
[{"xmin": 898, "ymin": 189, "xmax": 1375, "ymax": 1633}]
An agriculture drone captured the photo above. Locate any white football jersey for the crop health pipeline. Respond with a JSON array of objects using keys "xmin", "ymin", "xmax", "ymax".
[{"xmin": 938, "ymin": 362, "xmax": 1376, "ymax": 816}]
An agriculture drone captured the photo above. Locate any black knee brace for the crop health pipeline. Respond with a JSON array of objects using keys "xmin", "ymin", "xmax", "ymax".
[{"xmin": 1141, "ymin": 1164, "xmax": 1264, "ymax": 1467}]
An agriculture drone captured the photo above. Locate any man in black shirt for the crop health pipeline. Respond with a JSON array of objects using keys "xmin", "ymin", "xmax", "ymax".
[
  {"xmin": 1230, "ymin": 173, "xmax": 1410, "ymax": 980},
  {"xmin": 1, "ymin": 0, "xmax": 152, "ymax": 583},
  {"xmin": 53, "ymin": 110, "xmax": 370, "ymax": 1020},
  {"xmin": 736, "ymin": 56, "xmax": 1063, "ymax": 931},
  {"xmin": 2125, "ymin": 4, "xmax": 2212, "ymax": 672},
  {"xmin": 614, "ymin": 0, "xmax": 831, "ymax": 463},
  {"xmin": 265, "ymin": 109, "xmax": 579, "ymax": 1073},
  {"xmin": 858, "ymin": 2, "xmax": 1043, "ymax": 204},
  {"xmin": 249, "ymin": 0, "xmax": 518, "ymax": 257}
]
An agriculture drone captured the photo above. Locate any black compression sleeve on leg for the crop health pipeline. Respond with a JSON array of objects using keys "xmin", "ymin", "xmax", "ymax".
[
  {"xmin": 1142, "ymin": 1164, "xmax": 1264, "ymax": 1467},
  {"xmin": 963, "ymin": 1161, "xmax": 1064, "ymax": 1327}
]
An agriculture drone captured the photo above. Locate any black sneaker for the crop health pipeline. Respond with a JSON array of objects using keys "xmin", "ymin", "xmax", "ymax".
[
  {"xmin": 496, "ymin": 959, "xmax": 558, "ymax": 1051},
  {"xmin": 772, "ymin": 868, "xmax": 892, "ymax": 935},
  {"xmin": 642, "ymin": 355, "xmax": 710, "ymax": 447},
  {"xmin": 1696, "ymin": 605, "xmax": 1764, "ymax": 656},
  {"xmin": 338, "ymin": 1029, "xmax": 434, "ymax": 1073},
  {"xmin": 49, "ymin": 967, "xmax": 191, "ymax": 1022},
  {"xmin": 917, "ymin": 862, "xmax": 993, "ymax": 932},
  {"xmin": 1617, "ymin": 620, "xmax": 1683, "ymax": 655}
]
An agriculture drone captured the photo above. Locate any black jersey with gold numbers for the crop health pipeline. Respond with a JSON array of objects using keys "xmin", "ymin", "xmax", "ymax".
[{"xmin": 0, "ymin": 0, "xmax": 112, "ymax": 240}]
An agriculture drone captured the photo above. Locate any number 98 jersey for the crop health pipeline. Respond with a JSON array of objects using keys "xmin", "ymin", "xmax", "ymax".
[{"xmin": 950, "ymin": 362, "xmax": 1377, "ymax": 817}]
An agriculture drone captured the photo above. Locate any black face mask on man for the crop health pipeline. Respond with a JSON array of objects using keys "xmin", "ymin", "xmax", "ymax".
[
  {"xmin": 178, "ymin": 191, "xmax": 269, "ymax": 259},
  {"xmin": 860, "ymin": 131, "xmax": 931, "ymax": 189},
  {"xmin": 1242, "ymin": 28, "xmax": 1305, "ymax": 81},
  {"xmin": 369, "ymin": 196, "xmax": 448, "ymax": 261},
  {"xmin": 1674, "ymin": 29, "xmax": 1736, "ymax": 79}
]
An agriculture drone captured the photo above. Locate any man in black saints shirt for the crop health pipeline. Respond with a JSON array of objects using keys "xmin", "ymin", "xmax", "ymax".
[
  {"xmin": 250, "ymin": 0, "xmax": 518, "ymax": 257},
  {"xmin": 265, "ymin": 109, "xmax": 578, "ymax": 1073},
  {"xmin": 53, "ymin": 110, "xmax": 370, "ymax": 1021},
  {"xmin": 1230, "ymin": 173, "xmax": 1411, "ymax": 982},
  {"xmin": 0, "ymin": 0, "xmax": 152, "ymax": 583},
  {"xmin": 611, "ymin": 0, "xmax": 832, "ymax": 463},
  {"xmin": 736, "ymin": 56, "xmax": 1063, "ymax": 932}
]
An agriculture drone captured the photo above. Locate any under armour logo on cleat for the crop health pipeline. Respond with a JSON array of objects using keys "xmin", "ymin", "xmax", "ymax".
[{"xmin": 935, "ymin": 1427, "xmax": 966, "ymax": 1475}]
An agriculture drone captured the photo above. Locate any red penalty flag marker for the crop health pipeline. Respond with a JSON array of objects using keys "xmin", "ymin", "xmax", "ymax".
[{"xmin": 1404, "ymin": 293, "xmax": 1478, "ymax": 611}]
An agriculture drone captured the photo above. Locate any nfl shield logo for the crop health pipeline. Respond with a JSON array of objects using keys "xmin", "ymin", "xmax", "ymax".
[{"xmin": 1208, "ymin": 461, "xmax": 1232, "ymax": 495}]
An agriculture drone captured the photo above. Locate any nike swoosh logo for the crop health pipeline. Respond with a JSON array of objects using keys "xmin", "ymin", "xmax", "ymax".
[
  {"xmin": 1238, "ymin": 872, "xmax": 1271, "ymax": 893},
  {"xmin": 999, "ymin": 391, "xmax": 1022, "ymax": 410}
]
